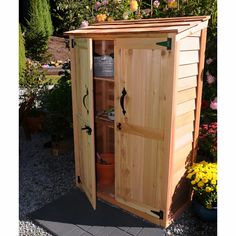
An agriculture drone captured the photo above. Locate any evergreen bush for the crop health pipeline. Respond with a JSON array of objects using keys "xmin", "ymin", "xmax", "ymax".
[
  {"xmin": 19, "ymin": 24, "xmax": 26, "ymax": 85},
  {"xmin": 25, "ymin": 0, "xmax": 53, "ymax": 61}
]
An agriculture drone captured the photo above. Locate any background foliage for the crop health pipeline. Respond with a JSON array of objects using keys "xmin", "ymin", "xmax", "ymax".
[{"xmin": 19, "ymin": 24, "xmax": 26, "ymax": 85}]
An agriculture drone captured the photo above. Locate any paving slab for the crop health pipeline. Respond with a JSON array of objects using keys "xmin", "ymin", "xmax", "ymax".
[
  {"xmin": 108, "ymin": 228, "xmax": 132, "ymax": 236},
  {"xmin": 29, "ymin": 188, "xmax": 165, "ymax": 236},
  {"xmin": 137, "ymin": 227, "xmax": 165, "ymax": 236}
]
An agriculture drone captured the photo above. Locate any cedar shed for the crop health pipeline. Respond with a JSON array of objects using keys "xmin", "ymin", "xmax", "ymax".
[{"xmin": 65, "ymin": 16, "xmax": 210, "ymax": 228}]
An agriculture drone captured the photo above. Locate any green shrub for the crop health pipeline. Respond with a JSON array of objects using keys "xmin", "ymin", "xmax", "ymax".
[
  {"xmin": 19, "ymin": 24, "xmax": 26, "ymax": 85},
  {"xmin": 25, "ymin": 0, "xmax": 53, "ymax": 61}
]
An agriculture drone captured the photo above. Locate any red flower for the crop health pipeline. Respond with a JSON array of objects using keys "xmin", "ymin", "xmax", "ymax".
[{"xmin": 201, "ymin": 100, "xmax": 209, "ymax": 109}]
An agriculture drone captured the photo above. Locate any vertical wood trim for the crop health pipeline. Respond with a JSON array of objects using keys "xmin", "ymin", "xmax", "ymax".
[
  {"xmin": 192, "ymin": 28, "xmax": 207, "ymax": 162},
  {"xmin": 163, "ymin": 34, "xmax": 179, "ymax": 225},
  {"xmin": 114, "ymin": 40, "xmax": 121, "ymax": 199},
  {"xmin": 87, "ymin": 38, "xmax": 97, "ymax": 209},
  {"xmin": 70, "ymin": 36, "xmax": 81, "ymax": 187}
]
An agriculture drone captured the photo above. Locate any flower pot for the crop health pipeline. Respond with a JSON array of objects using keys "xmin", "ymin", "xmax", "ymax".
[
  {"xmin": 96, "ymin": 153, "xmax": 114, "ymax": 186},
  {"xmin": 192, "ymin": 200, "xmax": 217, "ymax": 222}
]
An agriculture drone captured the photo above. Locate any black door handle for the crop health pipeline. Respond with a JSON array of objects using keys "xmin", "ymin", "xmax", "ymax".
[
  {"xmin": 120, "ymin": 88, "xmax": 127, "ymax": 115},
  {"xmin": 81, "ymin": 125, "xmax": 92, "ymax": 135},
  {"xmin": 83, "ymin": 88, "xmax": 89, "ymax": 114}
]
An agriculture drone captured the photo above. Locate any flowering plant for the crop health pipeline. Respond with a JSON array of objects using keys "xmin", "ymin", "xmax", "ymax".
[
  {"xmin": 91, "ymin": 0, "xmax": 140, "ymax": 23},
  {"xmin": 198, "ymin": 122, "xmax": 217, "ymax": 162},
  {"xmin": 186, "ymin": 161, "xmax": 217, "ymax": 209}
]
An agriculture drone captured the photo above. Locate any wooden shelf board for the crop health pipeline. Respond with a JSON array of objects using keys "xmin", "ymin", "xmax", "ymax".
[
  {"xmin": 94, "ymin": 77, "xmax": 114, "ymax": 82},
  {"xmin": 95, "ymin": 115, "xmax": 114, "ymax": 125}
]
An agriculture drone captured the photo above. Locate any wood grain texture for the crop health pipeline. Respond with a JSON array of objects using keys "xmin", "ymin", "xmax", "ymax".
[
  {"xmin": 70, "ymin": 36, "xmax": 81, "ymax": 187},
  {"xmin": 176, "ymin": 111, "xmax": 195, "ymax": 128},
  {"xmin": 179, "ymin": 50, "xmax": 199, "ymax": 65},
  {"xmin": 192, "ymin": 29, "xmax": 208, "ymax": 161},
  {"xmin": 179, "ymin": 37, "xmax": 200, "ymax": 51},
  {"xmin": 176, "ymin": 99, "xmax": 196, "ymax": 116},
  {"xmin": 178, "ymin": 63, "xmax": 198, "ymax": 78},
  {"xmin": 177, "ymin": 76, "xmax": 197, "ymax": 91},
  {"xmin": 65, "ymin": 16, "xmax": 210, "ymax": 36},
  {"xmin": 175, "ymin": 20, "xmax": 208, "ymax": 41},
  {"xmin": 114, "ymin": 37, "xmax": 167, "ymax": 216},
  {"xmin": 176, "ymin": 88, "xmax": 196, "ymax": 104},
  {"xmin": 74, "ymin": 38, "xmax": 96, "ymax": 209}
]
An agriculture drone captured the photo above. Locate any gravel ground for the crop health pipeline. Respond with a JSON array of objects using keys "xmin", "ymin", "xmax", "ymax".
[{"xmin": 19, "ymin": 127, "xmax": 217, "ymax": 236}]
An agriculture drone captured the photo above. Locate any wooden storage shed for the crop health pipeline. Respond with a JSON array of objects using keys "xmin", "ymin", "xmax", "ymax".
[{"xmin": 65, "ymin": 16, "xmax": 209, "ymax": 228}]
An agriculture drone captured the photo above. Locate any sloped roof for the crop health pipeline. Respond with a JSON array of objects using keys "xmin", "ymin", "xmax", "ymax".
[{"xmin": 64, "ymin": 16, "xmax": 210, "ymax": 37}]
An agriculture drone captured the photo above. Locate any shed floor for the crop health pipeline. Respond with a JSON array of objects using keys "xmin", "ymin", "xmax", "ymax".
[{"xmin": 29, "ymin": 188, "xmax": 165, "ymax": 236}]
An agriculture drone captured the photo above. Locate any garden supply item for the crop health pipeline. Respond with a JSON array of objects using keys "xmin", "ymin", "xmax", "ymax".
[
  {"xmin": 187, "ymin": 161, "xmax": 217, "ymax": 221},
  {"xmin": 93, "ymin": 55, "xmax": 114, "ymax": 77},
  {"xmin": 192, "ymin": 199, "xmax": 217, "ymax": 222},
  {"xmin": 96, "ymin": 153, "xmax": 114, "ymax": 186}
]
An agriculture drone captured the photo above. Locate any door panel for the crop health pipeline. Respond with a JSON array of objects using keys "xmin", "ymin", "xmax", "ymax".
[
  {"xmin": 115, "ymin": 38, "xmax": 170, "ymax": 216},
  {"xmin": 74, "ymin": 38, "xmax": 96, "ymax": 209}
]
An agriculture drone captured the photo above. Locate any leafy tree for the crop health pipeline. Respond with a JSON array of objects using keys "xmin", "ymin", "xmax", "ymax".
[{"xmin": 19, "ymin": 24, "xmax": 26, "ymax": 85}]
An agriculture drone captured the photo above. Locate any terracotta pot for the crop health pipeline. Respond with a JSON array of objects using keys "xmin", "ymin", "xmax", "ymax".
[{"xmin": 96, "ymin": 153, "xmax": 114, "ymax": 186}]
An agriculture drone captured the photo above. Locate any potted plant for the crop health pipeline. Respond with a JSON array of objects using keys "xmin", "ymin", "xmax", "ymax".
[
  {"xmin": 186, "ymin": 161, "xmax": 217, "ymax": 222},
  {"xmin": 96, "ymin": 153, "xmax": 115, "ymax": 186}
]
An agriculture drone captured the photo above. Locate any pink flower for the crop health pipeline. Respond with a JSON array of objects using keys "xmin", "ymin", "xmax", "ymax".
[
  {"xmin": 206, "ymin": 73, "xmax": 216, "ymax": 84},
  {"xmin": 206, "ymin": 58, "xmax": 213, "ymax": 65},
  {"xmin": 103, "ymin": 0, "xmax": 108, "ymax": 5},
  {"xmin": 153, "ymin": 0, "xmax": 160, "ymax": 8},
  {"xmin": 210, "ymin": 98, "xmax": 217, "ymax": 110},
  {"xmin": 80, "ymin": 20, "xmax": 89, "ymax": 28},
  {"xmin": 94, "ymin": 1, "xmax": 102, "ymax": 11}
]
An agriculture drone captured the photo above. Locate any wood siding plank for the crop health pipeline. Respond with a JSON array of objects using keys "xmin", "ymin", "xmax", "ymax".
[
  {"xmin": 179, "ymin": 51, "xmax": 199, "ymax": 65},
  {"xmin": 179, "ymin": 37, "xmax": 200, "ymax": 51},
  {"xmin": 178, "ymin": 63, "xmax": 198, "ymax": 78},
  {"xmin": 176, "ymin": 88, "xmax": 196, "ymax": 104},
  {"xmin": 176, "ymin": 99, "xmax": 196, "ymax": 116},
  {"xmin": 177, "ymin": 76, "xmax": 197, "ymax": 91},
  {"xmin": 192, "ymin": 29, "xmax": 208, "ymax": 161}
]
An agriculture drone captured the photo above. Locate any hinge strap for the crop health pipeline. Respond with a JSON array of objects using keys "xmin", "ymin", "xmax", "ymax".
[
  {"xmin": 156, "ymin": 38, "xmax": 172, "ymax": 50},
  {"xmin": 151, "ymin": 210, "xmax": 164, "ymax": 219}
]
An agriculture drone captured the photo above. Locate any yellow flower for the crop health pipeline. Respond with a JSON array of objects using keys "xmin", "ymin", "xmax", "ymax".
[
  {"xmin": 187, "ymin": 173, "xmax": 193, "ymax": 179},
  {"xmin": 130, "ymin": 0, "xmax": 138, "ymax": 12},
  {"xmin": 107, "ymin": 17, "xmax": 114, "ymax": 22},
  {"xmin": 211, "ymin": 180, "xmax": 216, "ymax": 185},
  {"xmin": 168, "ymin": 0, "xmax": 178, "ymax": 9},
  {"xmin": 96, "ymin": 14, "xmax": 107, "ymax": 22},
  {"xmin": 197, "ymin": 181, "xmax": 204, "ymax": 188},
  {"xmin": 191, "ymin": 180, "xmax": 196, "ymax": 185},
  {"xmin": 205, "ymin": 187, "xmax": 213, "ymax": 192},
  {"xmin": 202, "ymin": 177, "xmax": 208, "ymax": 183}
]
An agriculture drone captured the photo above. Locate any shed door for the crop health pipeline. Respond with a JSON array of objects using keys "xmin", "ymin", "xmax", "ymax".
[
  {"xmin": 115, "ymin": 38, "xmax": 171, "ymax": 217},
  {"xmin": 74, "ymin": 38, "xmax": 96, "ymax": 209}
]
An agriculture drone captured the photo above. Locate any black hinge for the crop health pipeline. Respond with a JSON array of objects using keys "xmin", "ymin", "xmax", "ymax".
[
  {"xmin": 151, "ymin": 210, "xmax": 164, "ymax": 220},
  {"xmin": 156, "ymin": 38, "xmax": 172, "ymax": 50},
  {"xmin": 71, "ymin": 39, "xmax": 76, "ymax": 48},
  {"xmin": 77, "ymin": 176, "xmax": 81, "ymax": 183}
]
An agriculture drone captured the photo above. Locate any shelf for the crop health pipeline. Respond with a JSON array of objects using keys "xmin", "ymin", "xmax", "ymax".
[
  {"xmin": 94, "ymin": 77, "xmax": 114, "ymax": 82},
  {"xmin": 95, "ymin": 115, "xmax": 114, "ymax": 126}
]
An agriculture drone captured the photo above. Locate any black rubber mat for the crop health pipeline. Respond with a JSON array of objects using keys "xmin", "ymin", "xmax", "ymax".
[{"xmin": 29, "ymin": 188, "xmax": 156, "ymax": 232}]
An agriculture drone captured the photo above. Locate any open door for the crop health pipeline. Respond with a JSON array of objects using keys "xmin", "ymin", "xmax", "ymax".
[
  {"xmin": 71, "ymin": 38, "xmax": 96, "ymax": 209},
  {"xmin": 114, "ymin": 38, "xmax": 174, "ymax": 219}
]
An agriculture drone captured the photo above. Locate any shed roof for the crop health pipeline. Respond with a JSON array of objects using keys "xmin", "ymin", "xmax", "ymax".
[{"xmin": 64, "ymin": 16, "xmax": 210, "ymax": 37}]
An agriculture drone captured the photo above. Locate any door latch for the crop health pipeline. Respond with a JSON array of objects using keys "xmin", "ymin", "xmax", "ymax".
[{"xmin": 81, "ymin": 125, "xmax": 92, "ymax": 135}]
